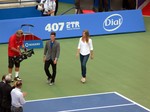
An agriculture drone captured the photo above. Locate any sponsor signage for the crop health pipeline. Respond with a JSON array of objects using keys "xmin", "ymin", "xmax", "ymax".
[
  {"xmin": 103, "ymin": 14, "xmax": 123, "ymax": 32},
  {"xmin": 24, "ymin": 40, "xmax": 43, "ymax": 49},
  {"xmin": 0, "ymin": 10, "xmax": 145, "ymax": 43}
]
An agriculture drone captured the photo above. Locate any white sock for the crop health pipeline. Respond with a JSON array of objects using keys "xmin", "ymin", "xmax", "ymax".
[{"xmin": 15, "ymin": 72, "xmax": 19, "ymax": 77}]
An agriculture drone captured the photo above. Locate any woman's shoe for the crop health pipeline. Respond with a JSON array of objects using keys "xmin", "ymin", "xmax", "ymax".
[{"xmin": 81, "ymin": 77, "xmax": 86, "ymax": 83}]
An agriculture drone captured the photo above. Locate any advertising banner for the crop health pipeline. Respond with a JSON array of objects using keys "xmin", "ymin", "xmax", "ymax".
[
  {"xmin": 0, "ymin": 10, "xmax": 145, "ymax": 43},
  {"xmin": 24, "ymin": 40, "xmax": 43, "ymax": 49}
]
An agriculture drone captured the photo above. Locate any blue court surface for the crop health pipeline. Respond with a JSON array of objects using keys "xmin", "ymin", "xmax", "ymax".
[{"xmin": 24, "ymin": 92, "xmax": 150, "ymax": 112}]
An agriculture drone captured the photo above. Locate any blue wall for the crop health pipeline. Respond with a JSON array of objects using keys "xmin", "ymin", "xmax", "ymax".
[
  {"xmin": 0, "ymin": 6, "xmax": 42, "ymax": 20},
  {"xmin": 59, "ymin": 0, "xmax": 74, "ymax": 4},
  {"xmin": 0, "ymin": 10, "xmax": 145, "ymax": 43}
]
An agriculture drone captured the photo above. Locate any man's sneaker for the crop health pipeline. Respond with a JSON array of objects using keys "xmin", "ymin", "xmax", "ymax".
[
  {"xmin": 49, "ymin": 82, "xmax": 54, "ymax": 86},
  {"xmin": 14, "ymin": 76, "xmax": 22, "ymax": 81},
  {"xmin": 47, "ymin": 77, "xmax": 51, "ymax": 84}
]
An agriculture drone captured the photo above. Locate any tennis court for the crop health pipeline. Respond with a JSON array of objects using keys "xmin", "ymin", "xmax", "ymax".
[
  {"xmin": 24, "ymin": 92, "xmax": 150, "ymax": 112},
  {"xmin": 0, "ymin": 17, "xmax": 150, "ymax": 110},
  {"xmin": 0, "ymin": 2, "xmax": 150, "ymax": 111}
]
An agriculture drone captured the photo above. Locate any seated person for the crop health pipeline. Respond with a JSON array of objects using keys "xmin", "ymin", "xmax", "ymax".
[{"xmin": 40, "ymin": 0, "xmax": 56, "ymax": 16}]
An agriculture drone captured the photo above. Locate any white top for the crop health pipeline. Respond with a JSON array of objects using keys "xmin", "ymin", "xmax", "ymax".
[
  {"xmin": 11, "ymin": 88, "xmax": 26, "ymax": 107},
  {"xmin": 78, "ymin": 37, "xmax": 93, "ymax": 55},
  {"xmin": 40, "ymin": 0, "xmax": 56, "ymax": 12}
]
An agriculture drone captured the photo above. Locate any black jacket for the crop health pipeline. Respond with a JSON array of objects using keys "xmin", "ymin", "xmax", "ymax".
[{"xmin": 1, "ymin": 83, "xmax": 12, "ymax": 109}]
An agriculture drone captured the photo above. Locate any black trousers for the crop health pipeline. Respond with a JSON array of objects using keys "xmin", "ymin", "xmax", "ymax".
[
  {"xmin": 54, "ymin": 0, "xmax": 59, "ymax": 16},
  {"xmin": 1, "ymin": 107, "xmax": 11, "ymax": 112},
  {"xmin": 11, "ymin": 106, "xmax": 23, "ymax": 112},
  {"xmin": 8, "ymin": 56, "xmax": 20, "ymax": 68},
  {"xmin": 44, "ymin": 59, "xmax": 56, "ymax": 83},
  {"xmin": 122, "ymin": 0, "xmax": 136, "ymax": 9},
  {"xmin": 98, "ymin": 0, "xmax": 109, "ymax": 12}
]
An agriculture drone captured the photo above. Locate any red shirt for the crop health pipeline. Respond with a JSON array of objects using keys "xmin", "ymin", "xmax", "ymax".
[{"xmin": 8, "ymin": 34, "xmax": 23, "ymax": 57}]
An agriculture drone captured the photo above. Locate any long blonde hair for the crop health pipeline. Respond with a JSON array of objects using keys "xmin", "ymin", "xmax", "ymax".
[{"xmin": 82, "ymin": 30, "xmax": 90, "ymax": 43}]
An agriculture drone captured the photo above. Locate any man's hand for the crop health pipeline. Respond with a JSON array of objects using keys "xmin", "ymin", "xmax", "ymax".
[
  {"xmin": 24, "ymin": 48, "xmax": 27, "ymax": 52},
  {"xmin": 54, "ymin": 58, "xmax": 57, "ymax": 64}
]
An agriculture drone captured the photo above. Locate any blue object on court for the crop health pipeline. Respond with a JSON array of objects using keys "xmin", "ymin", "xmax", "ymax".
[{"xmin": 24, "ymin": 92, "xmax": 150, "ymax": 112}]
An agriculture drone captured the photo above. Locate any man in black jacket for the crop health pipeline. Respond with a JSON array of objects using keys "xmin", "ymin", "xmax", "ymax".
[
  {"xmin": 1, "ymin": 75, "xmax": 12, "ymax": 112},
  {"xmin": 0, "ymin": 75, "xmax": 6, "ymax": 112}
]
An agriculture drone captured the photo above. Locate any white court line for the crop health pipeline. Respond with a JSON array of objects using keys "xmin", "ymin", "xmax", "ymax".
[
  {"xmin": 58, "ymin": 103, "xmax": 135, "ymax": 112},
  {"xmin": 26, "ymin": 91, "xmax": 116, "ymax": 102},
  {"xmin": 26, "ymin": 91, "xmax": 150, "ymax": 112},
  {"xmin": 115, "ymin": 92, "xmax": 150, "ymax": 111}
]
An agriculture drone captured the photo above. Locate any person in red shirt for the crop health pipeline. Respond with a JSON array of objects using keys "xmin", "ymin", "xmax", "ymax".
[{"xmin": 8, "ymin": 30, "xmax": 25, "ymax": 81}]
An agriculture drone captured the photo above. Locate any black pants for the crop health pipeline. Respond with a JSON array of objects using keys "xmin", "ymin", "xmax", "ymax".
[
  {"xmin": 122, "ymin": 0, "xmax": 136, "ymax": 9},
  {"xmin": 44, "ymin": 59, "xmax": 56, "ymax": 83},
  {"xmin": 1, "ymin": 107, "xmax": 11, "ymax": 112},
  {"xmin": 98, "ymin": 0, "xmax": 109, "ymax": 12},
  {"xmin": 11, "ymin": 106, "xmax": 23, "ymax": 112},
  {"xmin": 8, "ymin": 56, "xmax": 20, "ymax": 68},
  {"xmin": 54, "ymin": 0, "xmax": 59, "ymax": 16}
]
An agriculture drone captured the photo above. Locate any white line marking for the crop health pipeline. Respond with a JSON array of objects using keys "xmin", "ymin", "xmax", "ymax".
[
  {"xmin": 58, "ymin": 103, "xmax": 135, "ymax": 112},
  {"xmin": 26, "ymin": 91, "xmax": 150, "ymax": 112},
  {"xmin": 26, "ymin": 91, "xmax": 116, "ymax": 102},
  {"xmin": 115, "ymin": 92, "xmax": 150, "ymax": 111}
]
